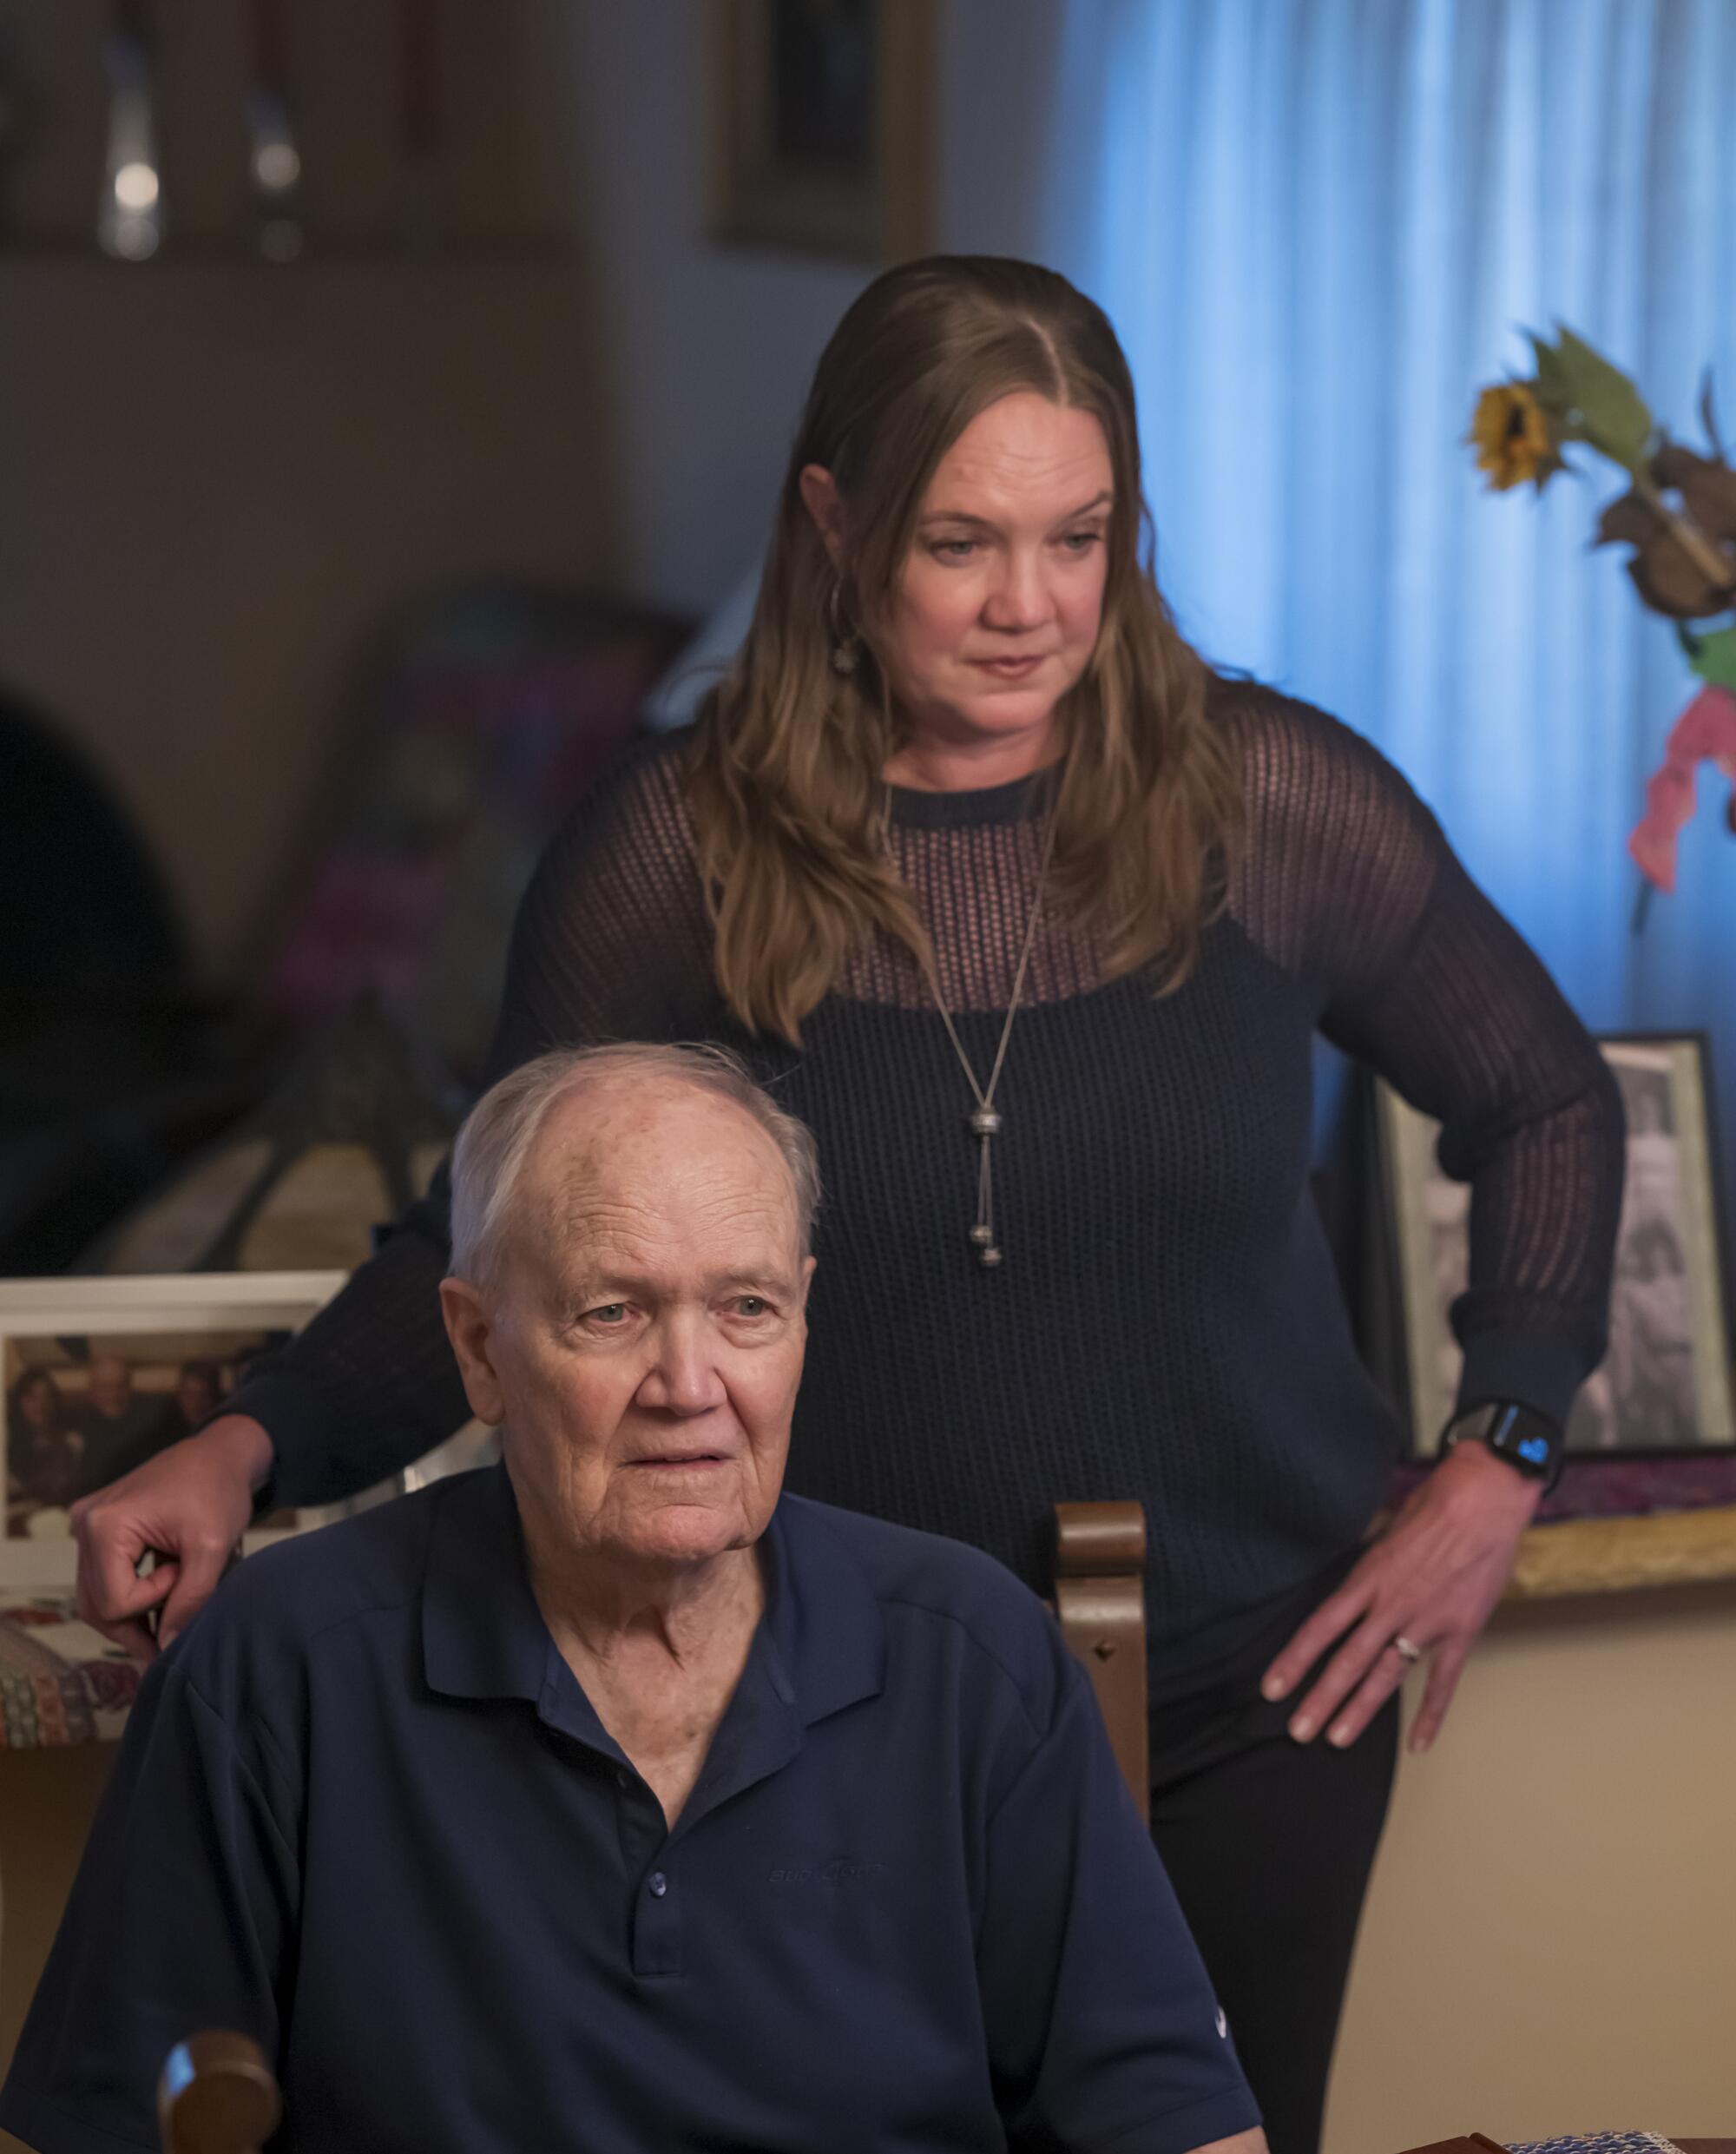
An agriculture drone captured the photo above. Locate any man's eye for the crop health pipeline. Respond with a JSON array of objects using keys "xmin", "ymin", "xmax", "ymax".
[
  {"xmin": 733, "ymin": 1296, "xmax": 771, "ymax": 1319},
  {"xmin": 587, "ymin": 1304, "xmax": 629, "ymax": 1326}
]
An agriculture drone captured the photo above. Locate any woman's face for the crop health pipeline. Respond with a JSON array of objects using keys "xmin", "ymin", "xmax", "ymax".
[
  {"xmin": 803, "ymin": 390, "xmax": 1115, "ymax": 782},
  {"xmin": 17, "ymin": 1375, "xmax": 59, "ymax": 1431},
  {"xmin": 882, "ymin": 392, "xmax": 1114, "ymax": 770}
]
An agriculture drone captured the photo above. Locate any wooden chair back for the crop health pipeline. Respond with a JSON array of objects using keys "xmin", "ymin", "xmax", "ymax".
[
  {"xmin": 1052, "ymin": 1500, "xmax": 1148, "ymax": 1808},
  {"xmin": 157, "ymin": 2031, "xmax": 279, "ymax": 2154}
]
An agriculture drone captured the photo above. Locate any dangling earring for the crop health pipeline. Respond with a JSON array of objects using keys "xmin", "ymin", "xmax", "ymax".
[{"xmin": 827, "ymin": 579, "xmax": 861, "ymax": 676}]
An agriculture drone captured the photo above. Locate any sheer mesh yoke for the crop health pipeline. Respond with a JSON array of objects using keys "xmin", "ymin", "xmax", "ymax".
[
  {"xmin": 491, "ymin": 683, "xmax": 1620, "ymax": 1321},
  {"xmin": 237, "ymin": 682, "xmax": 1622, "ymax": 1672}
]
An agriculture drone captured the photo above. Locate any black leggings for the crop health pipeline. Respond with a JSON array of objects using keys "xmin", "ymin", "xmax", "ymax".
[{"xmin": 1148, "ymin": 1597, "xmax": 1400, "ymax": 2154}]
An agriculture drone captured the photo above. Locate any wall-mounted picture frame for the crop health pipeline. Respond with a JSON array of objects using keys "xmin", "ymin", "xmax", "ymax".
[
  {"xmin": 1371, "ymin": 1035, "xmax": 1735, "ymax": 1477},
  {"xmin": 707, "ymin": 0, "xmax": 934, "ymax": 260},
  {"xmin": 1, "ymin": 1270, "xmax": 350, "ymax": 1589}
]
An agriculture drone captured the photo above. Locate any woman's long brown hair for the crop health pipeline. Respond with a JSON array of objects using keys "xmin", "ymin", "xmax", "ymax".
[{"xmin": 686, "ymin": 254, "xmax": 1244, "ymax": 1044}]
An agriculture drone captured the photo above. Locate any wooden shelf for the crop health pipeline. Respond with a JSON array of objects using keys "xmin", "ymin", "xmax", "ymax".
[
  {"xmin": 1507, "ymin": 1504, "xmax": 1736, "ymax": 1599},
  {"xmin": 0, "ymin": 237, "xmax": 576, "ymax": 267}
]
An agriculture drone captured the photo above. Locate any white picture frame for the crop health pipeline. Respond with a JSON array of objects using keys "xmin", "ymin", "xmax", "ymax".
[{"xmin": 1, "ymin": 1270, "xmax": 350, "ymax": 1589}]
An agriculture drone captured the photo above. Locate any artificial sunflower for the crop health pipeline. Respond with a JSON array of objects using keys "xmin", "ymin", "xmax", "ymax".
[
  {"xmin": 1468, "ymin": 323, "xmax": 1736, "ymax": 910},
  {"xmin": 1467, "ymin": 380, "xmax": 1559, "ymax": 491}
]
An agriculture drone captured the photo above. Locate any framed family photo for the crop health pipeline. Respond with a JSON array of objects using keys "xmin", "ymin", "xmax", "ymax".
[
  {"xmin": 1, "ymin": 1270, "xmax": 348, "ymax": 1588},
  {"xmin": 1371, "ymin": 1035, "xmax": 1735, "ymax": 1466}
]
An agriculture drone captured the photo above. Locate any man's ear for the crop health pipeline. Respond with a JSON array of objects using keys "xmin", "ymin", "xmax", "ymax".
[
  {"xmin": 438, "ymin": 1278, "xmax": 507, "ymax": 1427},
  {"xmin": 798, "ymin": 464, "xmax": 847, "ymax": 569},
  {"xmin": 798, "ymin": 1255, "xmax": 817, "ymax": 1313}
]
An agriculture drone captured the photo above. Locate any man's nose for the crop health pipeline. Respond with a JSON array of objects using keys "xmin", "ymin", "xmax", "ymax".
[{"xmin": 637, "ymin": 1314, "xmax": 727, "ymax": 1415}]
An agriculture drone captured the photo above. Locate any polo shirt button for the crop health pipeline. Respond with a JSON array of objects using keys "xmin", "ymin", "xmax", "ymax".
[{"xmin": 648, "ymin": 1871, "xmax": 667, "ymax": 1899}]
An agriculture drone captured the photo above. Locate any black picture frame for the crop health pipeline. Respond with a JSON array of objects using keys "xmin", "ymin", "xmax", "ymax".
[{"xmin": 1368, "ymin": 1034, "xmax": 1736, "ymax": 1512}]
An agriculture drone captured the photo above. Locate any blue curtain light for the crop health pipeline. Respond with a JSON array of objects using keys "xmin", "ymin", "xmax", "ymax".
[{"xmin": 1043, "ymin": 0, "xmax": 1736, "ymax": 1224}]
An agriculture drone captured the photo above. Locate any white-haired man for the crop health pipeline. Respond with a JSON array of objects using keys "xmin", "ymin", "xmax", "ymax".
[{"xmin": 3, "ymin": 1045, "xmax": 1265, "ymax": 2154}]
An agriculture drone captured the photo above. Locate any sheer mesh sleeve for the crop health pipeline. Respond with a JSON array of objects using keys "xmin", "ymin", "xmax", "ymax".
[
  {"xmin": 1224, "ymin": 688, "xmax": 1625, "ymax": 1426},
  {"xmin": 232, "ymin": 736, "xmax": 713, "ymax": 1505}
]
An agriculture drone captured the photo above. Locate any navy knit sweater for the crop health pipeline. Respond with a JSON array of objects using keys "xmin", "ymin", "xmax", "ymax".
[{"xmin": 236, "ymin": 685, "xmax": 1624, "ymax": 1687}]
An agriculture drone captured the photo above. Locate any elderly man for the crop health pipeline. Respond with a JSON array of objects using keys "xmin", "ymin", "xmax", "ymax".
[{"xmin": 2, "ymin": 1045, "xmax": 1265, "ymax": 2154}]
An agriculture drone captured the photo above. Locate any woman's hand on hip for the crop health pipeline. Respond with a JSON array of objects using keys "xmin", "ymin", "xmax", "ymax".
[
  {"xmin": 72, "ymin": 1414, "xmax": 274, "ymax": 1658},
  {"xmin": 1259, "ymin": 1439, "xmax": 1542, "ymax": 1755}
]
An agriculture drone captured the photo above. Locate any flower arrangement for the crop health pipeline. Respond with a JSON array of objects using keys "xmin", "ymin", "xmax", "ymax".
[{"xmin": 1468, "ymin": 328, "xmax": 1736, "ymax": 907}]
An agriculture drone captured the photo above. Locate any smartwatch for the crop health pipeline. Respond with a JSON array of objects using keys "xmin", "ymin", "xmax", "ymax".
[{"xmin": 1440, "ymin": 1400, "xmax": 1564, "ymax": 1492}]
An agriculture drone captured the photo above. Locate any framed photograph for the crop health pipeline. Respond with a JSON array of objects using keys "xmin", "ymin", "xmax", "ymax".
[
  {"xmin": 1371, "ymin": 1035, "xmax": 1735, "ymax": 1466},
  {"xmin": 707, "ymin": 0, "xmax": 934, "ymax": 260},
  {"xmin": 1, "ymin": 1271, "xmax": 349, "ymax": 1588}
]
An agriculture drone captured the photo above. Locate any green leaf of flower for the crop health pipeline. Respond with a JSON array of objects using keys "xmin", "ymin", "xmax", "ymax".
[
  {"xmin": 1528, "ymin": 332, "xmax": 1571, "ymax": 414},
  {"xmin": 1549, "ymin": 326, "xmax": 1654, "ymax": 470},
  {"xmin": 1686, "ymin": 623, "xmax": 1736, "ymax": 695}
]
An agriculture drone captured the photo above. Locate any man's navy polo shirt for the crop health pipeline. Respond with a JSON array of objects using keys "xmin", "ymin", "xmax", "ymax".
[{"xmin": 2, "ymin": 1466, "xmax": 1259, "ymax": 2154}]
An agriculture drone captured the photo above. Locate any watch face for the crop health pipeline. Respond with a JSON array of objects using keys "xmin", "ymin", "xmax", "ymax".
[
  {"xmin": 1450, "ymin": 1403, "xmax": 1558, "ymax": 1479},
  {"xmin": 1484, "ymin": 1403, "xmax": 1559, "ymax": 1479}
]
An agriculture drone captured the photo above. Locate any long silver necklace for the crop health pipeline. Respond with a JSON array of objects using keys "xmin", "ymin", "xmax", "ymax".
[{"xmin": 885, "ymin": 793, "xmax": 1058, "ymax": 1269}]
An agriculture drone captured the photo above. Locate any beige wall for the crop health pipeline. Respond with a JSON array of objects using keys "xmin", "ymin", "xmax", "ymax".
[
  {"xmin": 1, "ymin": 3, "xmax": 614, "ymax": 978},
  {"xmin": 0, "ymin": 0, "xmax": 1084, "ymax": 980},
  {"xmin": 0, "ymin": 2, "xmax": 867, "ymax": 978},
  {"xmin": 0, "ymin": 0, "xmax": 1086, "ymax": 977},
  {"xmin": 3, "ymin": 254, "xmax": 615, "ymax": 980},
  {"xmin": 1328, "ymin": 1584, "xmax": 1736, "ymax": 2151}
]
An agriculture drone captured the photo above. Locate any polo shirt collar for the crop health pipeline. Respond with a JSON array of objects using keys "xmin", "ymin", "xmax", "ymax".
[
  {"xmin": 420, "ymin": 1466, "xmax": 886, "ymax": 1732},
  {"xmin": 759, "ymin": 1494, "xmax": 885, "ymax": 1728},
  {"xmin": 422, "ymin": 1461, "xmax": 549, "ymax": 1704}
]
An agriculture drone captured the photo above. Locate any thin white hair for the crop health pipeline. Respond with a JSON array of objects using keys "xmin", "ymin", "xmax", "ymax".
[{"xmin": 446, "ymin": 1042, "xmax": 821, "ymax": 1287}]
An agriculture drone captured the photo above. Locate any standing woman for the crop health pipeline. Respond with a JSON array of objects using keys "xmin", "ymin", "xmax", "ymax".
[{"xmin": 76, "ymin": 257, "xmax": 1622, "ymax": 2154}]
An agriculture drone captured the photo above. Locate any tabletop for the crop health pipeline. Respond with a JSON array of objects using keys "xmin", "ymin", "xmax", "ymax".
[{"xmin": 0, "ymin": 1594, "xmax": 141, "ymax": 1749}]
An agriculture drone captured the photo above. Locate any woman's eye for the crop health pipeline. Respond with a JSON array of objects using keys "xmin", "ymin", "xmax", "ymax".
[
  {"xmin": 1060, "ymin": 530, "xmax": 1103, "ymax": 554},
  {"xmin": 933, "ymin": 539, "xmax": 978, "ymax": 561}
]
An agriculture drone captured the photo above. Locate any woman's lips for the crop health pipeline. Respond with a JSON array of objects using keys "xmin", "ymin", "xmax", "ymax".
[{"xmin": 970, "ymin": 655, "xmax": 1046, "ymax": 679}]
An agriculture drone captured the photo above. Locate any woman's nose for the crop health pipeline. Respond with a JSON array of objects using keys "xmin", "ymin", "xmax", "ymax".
[{"xmin": 981, "ymin": 552, "xmax": 1050, "ymax": 631}]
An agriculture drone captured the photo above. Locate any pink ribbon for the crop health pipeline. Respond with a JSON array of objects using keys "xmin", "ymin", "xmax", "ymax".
[{"xmin": 1628, "ymin": 684, "xmax": 1736, "ymax": 893}]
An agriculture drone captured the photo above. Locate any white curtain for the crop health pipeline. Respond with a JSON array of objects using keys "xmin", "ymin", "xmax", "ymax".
[{"xmin": 1038, "ymin": 0, "xmax": 1735, "ymax": 1205}]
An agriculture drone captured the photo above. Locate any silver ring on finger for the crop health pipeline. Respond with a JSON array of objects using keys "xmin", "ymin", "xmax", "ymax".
[{"xmin": 1392, "ymin": 1634, "xmax": 1424, "ymax": 1664}]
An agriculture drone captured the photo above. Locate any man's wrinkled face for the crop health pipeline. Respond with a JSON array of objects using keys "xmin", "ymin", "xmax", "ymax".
[{"xmin": 445, "ymin": 1080, "xmax": 812, "ymax": 1574}]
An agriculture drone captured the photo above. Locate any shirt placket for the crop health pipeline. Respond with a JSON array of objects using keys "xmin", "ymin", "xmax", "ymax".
[{"xmin": 615, "ymin": 1766, "xmax": 686, "ymax": 1979}]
